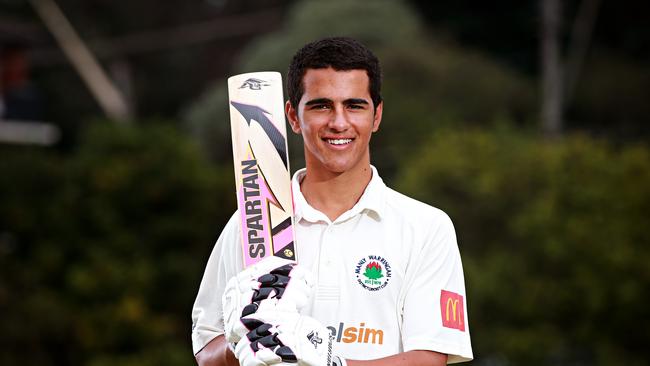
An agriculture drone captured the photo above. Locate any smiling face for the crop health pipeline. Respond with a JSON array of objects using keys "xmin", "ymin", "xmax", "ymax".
[{"xmin": 286, "ymin": 67, "xmax": 383, "ymax": 177}]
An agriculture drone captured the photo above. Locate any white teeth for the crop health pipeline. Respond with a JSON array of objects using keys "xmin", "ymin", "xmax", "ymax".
[{"xmin": 327, "ymin": 138, "xmax": 352, "ymax": 145}]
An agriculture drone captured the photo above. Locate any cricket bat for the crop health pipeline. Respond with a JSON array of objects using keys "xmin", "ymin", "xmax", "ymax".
[{"xmin": 227, "ymin": 71, "xmax": 296, "ymax": 267}]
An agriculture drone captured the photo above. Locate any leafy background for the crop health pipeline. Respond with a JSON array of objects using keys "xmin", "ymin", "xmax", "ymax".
[{"xmin": 1, "ymin": 0, "xmax": 648, "ymax": 365}]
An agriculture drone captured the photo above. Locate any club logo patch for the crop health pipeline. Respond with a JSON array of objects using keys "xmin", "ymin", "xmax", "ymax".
[
  {"xmin": 440, "ymin": 290, "xmax": 465, "ymax": 331},
  {"xmin": 355, "ymin": 255, "xmax": 392, "ymax": 291}
]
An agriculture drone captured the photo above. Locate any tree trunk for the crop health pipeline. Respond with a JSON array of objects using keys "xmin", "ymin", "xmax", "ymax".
[
  {"xmin": 29, "ymin": 0, "xmax": 131, "ymax": 122},
  {"xmin": 565, "ymin": 0, "xmax": 601, "ymax": 105},
  {"xmin": 540, "ymin": 0, "xmax": 563, "ymax": 137}
]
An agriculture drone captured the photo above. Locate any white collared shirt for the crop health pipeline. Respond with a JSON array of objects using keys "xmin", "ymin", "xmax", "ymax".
[{"xmin": 192, "ymin": 166, "xmax": 473, "ymax": 363}]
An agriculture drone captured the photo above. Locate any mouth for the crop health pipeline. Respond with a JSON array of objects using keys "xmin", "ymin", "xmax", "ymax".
[{"xmin": 325, "ymin": 138, "xmax": 353, "ymax": 146}]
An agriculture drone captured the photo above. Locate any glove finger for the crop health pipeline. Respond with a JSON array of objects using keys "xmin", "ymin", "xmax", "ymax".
[
  {"xmin": 252, "ymin": 257, "xmax": 295, "ymax": 278},
  {"xmin": 236, "ymin": 342, "xmax": 274, "ymax": 366},
  {"xmin": 223, "ymin": 277, "xmax": 259, "ymax": 318},
  {"xmin": 241, "ymin": 300, "xmax": 260, "ymax": 317},
  {"xmin": 235, "ymin": 257, "xmax": 292, "ymax": 290},
  {"xmin": 240, "ymin": 284, "xmax": 280, "ymax": 317},
  {"xmin": 233, "ymin": 316, "xmax": 265, "ymax": 338},
  {"xmin": 238, "ymin": 310, "xmax": 296, "ymax": 344},
  {"xmin": 237, "ymin": 277, "xmax": 262, "ymax": 293},
  {"xmin": 275, "ymin": 346, "xmax": 298, "ymax": 363},
  {"xmin": 246, "ymin": 294, "xmax": 302, "ymax": 318},
  {"xmin": 247, "ymin": 323, "xmax": 274, "ymax": 342},
  {"xmin": 281, "ymin": 279, "xmax": 312, "ymax": 310},
  {"xmin": 256, "ymin": 269, "xmax": 313, "ymax": 312},
  {"xmin": 232, "ymin": 258, "xmax": 297, "ymax": 304},
  {"xmin": 244, "ymin": 280, "xmax": 287, "ymax": 304},
  {"xmin": 282, "ymin": 266, "xmax": 314, "ymax": 311},
  {"xmin": 235, "ymin": 324, "xmax": 284, "ymax": 366},
  {"xmin": 274, "ymin": 331, "xmax": 297, "ymax": 350},
  {"xmin": 251, "ymin": 286, "xmax": 280, "ymax": 302},
  {"xmin": 258, "ymin": 347, "xmax": 284, "ymax": 365},
  {"xmin": 270, "ymin": 263, "xmax": 296, "ymax": 277},
  {"xmin": 285, "ymin": 265, "xmax": 314, "ymax": 287},
  {"xmin": 224, "ymin": 316, "xmax": 243, "ymax": 343},
  {"xmin": 234, "ymin": 336, "xmax": 252, "ymax": 360},
  {"xmin": 240, "ymin": 295, "xmax": 298, "ymax": 319},
  {"xmin": 228, "ymin": 318, "xmax": 249, "ymax": 343},
  {"xmin": 258, "ymin": 273, "xmax": 291, "ymax": 288},
  {"xmin": 235, "ymin": 268, "xmax": 257, "ymax": 285},
  {"xmin": 245, "ymin": 262, "xmax": 312, "ymax": 308}
]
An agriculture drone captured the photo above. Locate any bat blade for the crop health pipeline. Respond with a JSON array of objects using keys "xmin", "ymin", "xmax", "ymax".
[{"xmin": 227, "ymin": 72, "xmax": 296, "ymax": 267}]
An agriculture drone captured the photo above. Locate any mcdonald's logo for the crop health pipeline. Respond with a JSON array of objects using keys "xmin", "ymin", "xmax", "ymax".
[{"xmin": 440, "ymin": 290, "xmax": 465, "ymax": 331}]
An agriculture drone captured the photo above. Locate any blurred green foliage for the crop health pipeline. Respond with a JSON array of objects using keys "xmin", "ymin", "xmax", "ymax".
[
  {"xmin": 2, "ymin": 0, "xmax": 648, "ymax": 365},
  {"xmin": 396, "ymin": 128, "xmax": 650, "ymax": 365},
  {"xmin": 0, "ymin": 123, "xmax": 234, "ymax": 365}
]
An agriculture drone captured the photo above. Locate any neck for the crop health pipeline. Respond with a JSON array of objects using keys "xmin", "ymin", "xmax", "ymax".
[{"xmin": 300, "ymin": 160, "xmax": 373, "ymax": 222}]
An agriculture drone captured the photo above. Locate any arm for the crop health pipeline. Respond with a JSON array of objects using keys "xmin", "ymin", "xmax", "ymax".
[
  {"xmin": 347, "ymin": 350, "xmax": 447, "ymax": 366},
  {"xmin": 192, "ymin": 213, "xmax": 242, "ymax": 355},
  {"xmin": 195, "ymin": 335, "xmax": 239, "ymax": 366}
]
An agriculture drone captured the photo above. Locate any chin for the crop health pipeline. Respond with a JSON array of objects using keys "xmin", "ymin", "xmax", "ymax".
[{"xmin": 322, "ymin": 160, "xmax": 360, "ymax": 174}]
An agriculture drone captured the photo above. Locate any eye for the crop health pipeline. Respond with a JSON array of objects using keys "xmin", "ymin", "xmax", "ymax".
[
  {"xmin": 347, "ymin": 104, "xmax": 365, "ymax": 110},
  {"xmin": 310, "ymin": 104, "xmax": 331, "ymax": 110}
]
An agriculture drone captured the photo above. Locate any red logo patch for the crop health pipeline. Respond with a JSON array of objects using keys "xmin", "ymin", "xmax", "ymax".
[{"xmin": 440, "ymin": 290, "xmax": 465, "ymax": 331}]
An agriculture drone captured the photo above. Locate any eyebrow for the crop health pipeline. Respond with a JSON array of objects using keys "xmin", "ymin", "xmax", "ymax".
[
  {"xmin": 304, "ymin": 98, "xmax": 370, "ymax": 106},
  {"xmin": 304, "ymin": 98, "xmax": 332, "ymax": 106},
  {"xmin": 343, "ymin": 98, "xmax": 369, "ymax": 106}
]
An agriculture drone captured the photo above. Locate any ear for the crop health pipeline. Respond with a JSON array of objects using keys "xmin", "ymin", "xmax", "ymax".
[
  {"xmin": 285, "ymin": 100, "xmax": 301, "ymax": 134},
  {"xmin": 372, "ymin": 101, "xmax": 383, "ymax": 132}
]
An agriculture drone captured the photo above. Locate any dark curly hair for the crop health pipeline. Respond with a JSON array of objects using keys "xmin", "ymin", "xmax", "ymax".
[{"xmin": 287, "ymin": 37, "xmax": 382, "ymax": 111}]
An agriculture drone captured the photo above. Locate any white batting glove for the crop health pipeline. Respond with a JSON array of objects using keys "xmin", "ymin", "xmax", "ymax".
[
  {"xmin": 235, "ymin": 308, "xmax": 345, "ymax": 366},
  {"xmin": 223, "ymin": 257, "xmax": 314, "ymax": 344}
]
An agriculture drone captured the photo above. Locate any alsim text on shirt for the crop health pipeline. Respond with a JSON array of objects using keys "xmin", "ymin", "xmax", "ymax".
[{"xmin": 326, "ymin": 322, "xmax": 384, "ymax": 345}]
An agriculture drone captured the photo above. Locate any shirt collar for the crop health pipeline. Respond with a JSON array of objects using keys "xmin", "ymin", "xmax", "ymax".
[{"xmin": 292, "ymin": 165, "xmax": 386, "ymax": 224}]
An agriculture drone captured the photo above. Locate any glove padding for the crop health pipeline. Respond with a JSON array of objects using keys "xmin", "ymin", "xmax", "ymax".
[
  {"xmin": 223, "ymin": 257, "xmax": 314, "ymax": 344},
  {"xmin": 235, "ymin": 308, "xmax": 337, "ymax": 366}
]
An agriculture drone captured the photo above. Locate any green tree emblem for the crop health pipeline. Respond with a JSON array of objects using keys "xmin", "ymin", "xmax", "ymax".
[{"xmin": 363, "ymin": 261, "xmax": 384, "ymax": 280}]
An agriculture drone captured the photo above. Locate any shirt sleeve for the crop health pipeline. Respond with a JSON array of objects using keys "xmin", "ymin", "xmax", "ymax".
[
  {"xmin": 191, "ymin": 211, "xmax": 243, "ymax": 355},
  {"xmin": 400, "ymin": 211, "xmax": 473, "ymax": 363}
]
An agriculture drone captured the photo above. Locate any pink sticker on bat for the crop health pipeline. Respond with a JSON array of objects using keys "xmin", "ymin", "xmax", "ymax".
[{"xmin": 238, "ymin": 158, "xmax": 294, "ymax": 266}]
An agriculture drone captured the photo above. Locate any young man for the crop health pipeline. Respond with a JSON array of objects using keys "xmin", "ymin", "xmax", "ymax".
[{"xmin": 192, "ymin": 37, "xmax": 473, "ymax": 366}]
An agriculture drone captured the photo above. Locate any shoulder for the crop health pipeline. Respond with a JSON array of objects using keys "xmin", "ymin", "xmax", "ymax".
[
  {"xmin": 211, "ymin": 210, "xmax": 242, "ymax": 262},
  {"xmin": 223, "ymin": 210, "xmax": 240, "ymax": 232},
  {"xmin": 382, "ymin": 185, "xmax": 454, "ymax": 230}
]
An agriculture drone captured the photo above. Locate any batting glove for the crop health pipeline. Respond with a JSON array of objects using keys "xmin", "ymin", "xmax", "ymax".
[
  {"xmin": 223, "ymin": 257, "xmax": 314, "ymax": 344},
  {"xmin": 235, "ymin": 308, "xmax": 345, "ymax": 366}
]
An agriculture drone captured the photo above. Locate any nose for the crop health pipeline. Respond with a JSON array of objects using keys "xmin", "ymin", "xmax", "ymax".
[{"xmin": 328, "ymin": 107, "xmax": 350, "ymax": 132}]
